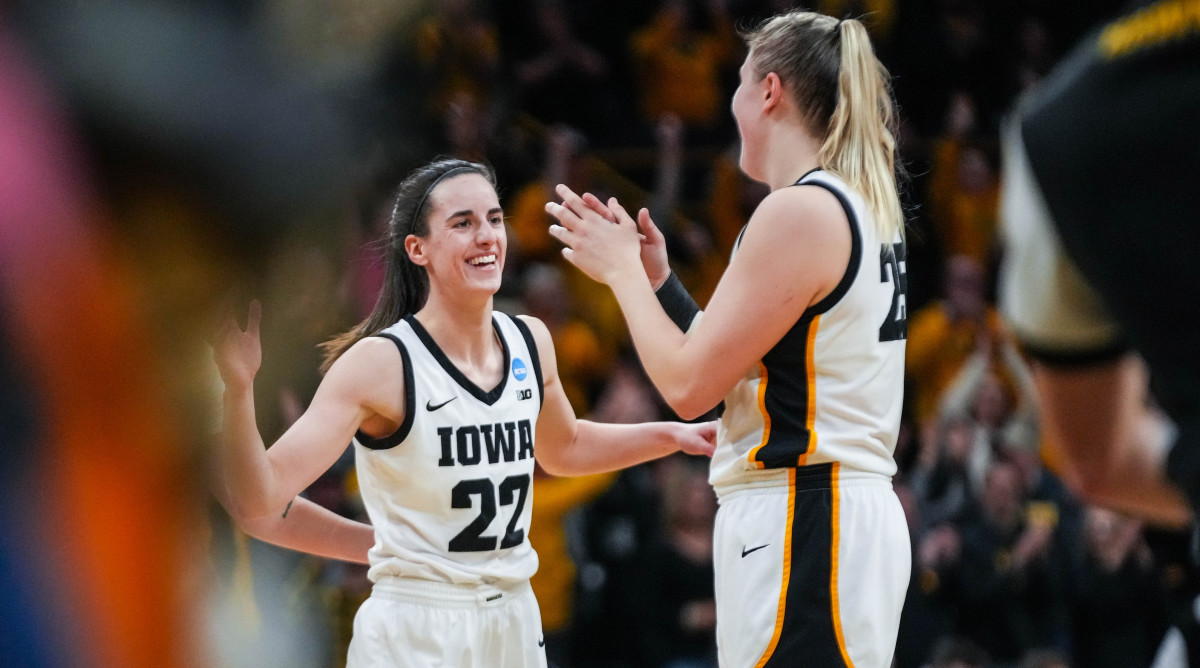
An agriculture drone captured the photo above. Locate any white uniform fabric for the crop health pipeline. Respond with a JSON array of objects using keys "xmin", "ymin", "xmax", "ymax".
[
  {"xmin": 713, "ymin": 470, "xmax": 910, "ymax": 668},
  {"xmin": 346, "ymin": 312, "xmax": 547, "ymax": 667},
  {"xmin": 710, "ymin": 168, "xmax": 907, "ymax": 496},
  {"xmin": 704, "ymin": 169, "xmax": 910, "ymax": 667},
  {"xmin": 347, "ymin": 578, "xmax": 547, "ymax": 668},
  {"xmin": 354, "ymin": 312, "xmax": 543, "ymax": 587}
]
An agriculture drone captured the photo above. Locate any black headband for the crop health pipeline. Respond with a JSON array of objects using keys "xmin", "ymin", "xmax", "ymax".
[{"xmin": 409, "ymin": 165, "xmax": 477, "ymax": 233}]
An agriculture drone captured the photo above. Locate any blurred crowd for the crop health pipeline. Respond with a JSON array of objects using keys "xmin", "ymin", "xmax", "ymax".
[{"xmin": 0, "ymin": 1, "xmax": 1183, "ymax": 667}]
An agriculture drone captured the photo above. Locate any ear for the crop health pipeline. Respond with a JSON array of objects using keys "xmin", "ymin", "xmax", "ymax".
[
  {"xmin": 404, "ymin": 234, "xmax": 428, "ymax": 267},
  {"xmin": 762, "ymin": 71, "xmax": 784, "ymax": 113}
]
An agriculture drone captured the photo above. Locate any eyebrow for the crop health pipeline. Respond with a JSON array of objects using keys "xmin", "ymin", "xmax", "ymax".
[{"xmin": 445, "ymin": 207, "xmax": 504, "ymax": 220}]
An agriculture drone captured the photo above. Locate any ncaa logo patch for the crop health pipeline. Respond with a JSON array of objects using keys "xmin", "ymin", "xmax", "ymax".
[{"xmin": 511, "ymin": 358, "xmax": 528, "ymax": 381}]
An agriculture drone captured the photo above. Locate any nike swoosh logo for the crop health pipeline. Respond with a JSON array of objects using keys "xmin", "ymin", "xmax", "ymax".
[
  {"xmin": 426, "ymin": 396, "xmax": 457, "ymax": 412},
  {"xmin": 741, "ymin": 544, "xmax": 769, "ymax": 558}
]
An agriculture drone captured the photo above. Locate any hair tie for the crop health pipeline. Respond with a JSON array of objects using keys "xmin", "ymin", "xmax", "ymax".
[{"xmin": 410, "ymin": 165, "xmax": 476, "ymax": 233}]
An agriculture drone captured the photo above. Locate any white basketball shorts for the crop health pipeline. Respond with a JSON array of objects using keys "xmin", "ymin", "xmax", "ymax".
[
  {"xmin": 347, "ymin": 577, "xmax": 547, "ymax": 668},
  {"xmin": 713, "ymin": 463, "xmax": 910, "ymax": 668}
]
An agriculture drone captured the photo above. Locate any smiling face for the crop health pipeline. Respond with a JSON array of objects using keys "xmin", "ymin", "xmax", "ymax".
[{"xmin": 406, "ymin": 172, "xmax": 506, "ymax": 300}]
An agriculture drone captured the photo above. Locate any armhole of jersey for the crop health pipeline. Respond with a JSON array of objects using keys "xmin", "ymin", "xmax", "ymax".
[
  {"xmin": 510, "ymin": 315, "xmax": 545, "ymax": 410},
  {"xmin": 796, "ymin": 181, "xmax": 863, "ymax": 318},
  {"xmin": 354, "ymin": 332, "xmax": 416, "ymax": 450}
]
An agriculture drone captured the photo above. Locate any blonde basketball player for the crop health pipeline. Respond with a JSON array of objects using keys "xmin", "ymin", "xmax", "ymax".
[
  {"xmin": 547, "ymin": 11, "xmax": 910, "ymax": 667},
  {"xmin": 212, "ymin": 158, "xmax": 715, "ymax": 668}
]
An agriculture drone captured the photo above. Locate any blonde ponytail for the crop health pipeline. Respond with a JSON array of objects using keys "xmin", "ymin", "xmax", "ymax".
[
  {"xmin": 741, "ymin": 12, "xmax": 905, "ymax": 240},
  {"xmin": 819, "ymin": 18, "xmax": 904, "ymax": 240}
]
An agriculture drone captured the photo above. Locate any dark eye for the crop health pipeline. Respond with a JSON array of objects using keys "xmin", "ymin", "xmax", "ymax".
[
  {"xmin": 454, "ymin": 219, "xmax": 470, "ymax": 228},
  {"xmin": 490, "ymin": 216, "xmax": 503, "ymax": 225}
]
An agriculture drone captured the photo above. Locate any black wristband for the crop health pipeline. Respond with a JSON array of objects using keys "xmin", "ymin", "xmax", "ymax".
[{"xmin": 655, "ymin": 272, "xmax": 700, "ymax": 332}]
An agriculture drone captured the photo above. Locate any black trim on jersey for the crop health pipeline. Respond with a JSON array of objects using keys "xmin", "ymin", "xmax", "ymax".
[
  {"xmin": 1019, "ymin": 339, "xmax": 1130, "ymax": 369},
  {"xmin": 753, "ymin": 316, "xmax": 816, "ymax": 469},
  {"xmin": 509, "ymin": 314, "xmax": 545, "ymax": 411},
  {"xmin": 733, "ymin": 224, "xmax": 749, "ymax": 252},
  {"xmin": 354, "ymin": 333, "xmax": 416, "ymax": 450},
  {"xmin": 760, "ymin": 463, "xmax": 849, "ymax": 668},
  {"xmin": 405, "ymin": 314, "xmax": 510, "ymax": 406},
  {"xmin": 793, "ymin": 174, "xmax": 863, "ymax": 318}
]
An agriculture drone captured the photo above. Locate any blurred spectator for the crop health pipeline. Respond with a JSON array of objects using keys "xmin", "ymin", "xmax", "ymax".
[
  {"xmin": 629, "ymin": 0, "xmax": 739, "ymax": 135},
  {"xmin": 931, "ymin": 327, "xmax": 1040, "ymax": 494},
  {"xmin": 1017, "ymin": 648, "xmax": 1069, "ymax": 668},
  {"xmin": 895, "ymin": 482, "xmax": 960, "ymax": 668},
  {"xmin": 906, "ymin": 255, "xmax": 1017, "ymax": 427},
  {"xmin": 629, "ymin": 455, "xmax": 718, "ymax": 668},
  {"xmin": 511, "ymin": 1, "xmax": 619, "ymax": 142},
  {"xmin": 926, "ymin": 92, "xmax": 999, "ymax": 269},
  {"xmin": 705, "ymin": 140, "xmax": 769, "ymax": 261},
  {"xmin": 911, "ymin": 417, "xmax": 976, "ymax": 528},
  {"xmin": 414, "ymin": 0, "xmax": 501, "ymax": 116},
  {"xmin": 507, "ymin": 125, "xmax": 595, "ymax": 266},
  {"xmin": 506, "ymin": 124, "xmax": 628, "ymax": 344},
  {"xmin": 949, "ymin": 459, "xmax": 1070, "ymax": 664},
  {"xmin": 1067, "ymin": 507, "xmax": 1166, "ymax": 668},
  {"xmin": 530, "ymin": 464, "xmax": 618, "ymax": 667},
  {"xmin": 927, "ymin": 636, "xmax": 992, "ymax": 668},
  {"xmin": 571, "ymin": 463, "xmax": 667, "ymax": 667},
  {"xmin": 816, "ymin": 0, "xmax": 897, "ymax": 47},
  {"xmin": 645, "ymin": 113, "xmax": 724, "ymax": 306}
]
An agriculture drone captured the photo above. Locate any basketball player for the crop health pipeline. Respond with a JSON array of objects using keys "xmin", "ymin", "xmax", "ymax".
[
  {"xmin": 998, "ymin": 0, "xmax": 1199, "ymax": 528},
  {"xmin": 547, "ymin": 11, "xmax": 910, "ymax": 667},
  {"xmin": 211, "ymin": 158, "xmax": 716, "ymax": 668}
]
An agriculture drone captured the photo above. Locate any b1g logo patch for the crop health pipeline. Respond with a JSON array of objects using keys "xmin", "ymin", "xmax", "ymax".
[{"xmin": 511, "ymin": 358, "xmax": 528, "ymax": 381}]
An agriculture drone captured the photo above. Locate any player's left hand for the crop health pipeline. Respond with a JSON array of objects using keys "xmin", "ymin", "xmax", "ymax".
[
  {"xmin": 677, "ymin": 420, "xmax": 717, "ymax": 458},
  {"xmin": 546, "ymin": 183, "xmax": 643, "ymax": 287}
]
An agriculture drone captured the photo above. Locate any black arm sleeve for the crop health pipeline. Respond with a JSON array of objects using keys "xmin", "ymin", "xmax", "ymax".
[{"xmin": 655, "ymin": 272, "xmax": 700, "ymax": 332}]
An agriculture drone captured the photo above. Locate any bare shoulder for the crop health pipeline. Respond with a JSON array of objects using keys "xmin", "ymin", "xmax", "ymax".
[
  {"xmin": 747, "ymin": 184, "xmax": 847, "ymax": 237},
  {"xmin": 514, "ymin": 314, "xmax": 558, "ymax": 369},
  {"xmin": 726, "ymin": 184, "xmax": 851, "ymax": 305},
  {"xmin": 321, "ymin": 335, "xmax": 407, "ymax": 407},
  {"xmin": 514, "ymin": 314, "xmax": 552, "ymax": 348},
  {"xmin": 340, "ymin": 335, "xmax": 407, "ymax": 371}
]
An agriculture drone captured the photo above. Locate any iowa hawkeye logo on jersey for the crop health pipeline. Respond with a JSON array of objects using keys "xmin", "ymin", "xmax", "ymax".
[{"xmin": 436, "ymin": 420, "xmax": 534, "ymax": 467}]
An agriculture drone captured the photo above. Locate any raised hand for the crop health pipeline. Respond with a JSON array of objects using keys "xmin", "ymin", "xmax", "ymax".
[
  {"xmin": 546, "ymin": 184, "xmax": 643, "ymax": 286},
  {"xmin": 620, "ymin": 200, "xmax": 671, "ymax": 290},
  {"xmin": 211, "ymin": 299, "xmax": 263, "ymax": 389}
]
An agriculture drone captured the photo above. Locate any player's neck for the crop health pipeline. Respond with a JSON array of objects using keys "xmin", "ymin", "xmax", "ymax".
[
  {"xmin": 413, "ymin": 300, "xmax": 502, "ymax": 374},
  {"xmin": 762, "ymin": 126, "xmax": 821, "ymax": 190}
]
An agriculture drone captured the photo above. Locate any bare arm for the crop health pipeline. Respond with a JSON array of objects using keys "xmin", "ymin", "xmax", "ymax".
[
  {"xmin": 212, "ymin": 302, "xmax": 404, "ymax": 521},
  {"xmin": 213, "ymin": 486, "xmax": 374, "ymax": 564},
  {"xmin": 238, "ymin": 499, "xmax": 373, "ymax": 564},
  {"xmin": 519, "ymin": 315, "xmax": 715, "ymax": 476},
  {"xmin": 1032, "ymin": 354, "xmax": 1190, "ymax": 527},
  {"xmin": 548, "ymin": 184, "xmax": 849, "ymax": 418}
]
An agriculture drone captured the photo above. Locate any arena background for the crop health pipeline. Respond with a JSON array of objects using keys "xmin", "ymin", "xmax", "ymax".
[{"xmin": 0, "ymin": 1, "xmax": 1179, "ymax": 667}]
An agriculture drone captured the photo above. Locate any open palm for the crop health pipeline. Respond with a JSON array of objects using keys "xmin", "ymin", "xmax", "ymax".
[{"xmin": 211, "ymin": 299, "xmax": 263, "ymax": 388}]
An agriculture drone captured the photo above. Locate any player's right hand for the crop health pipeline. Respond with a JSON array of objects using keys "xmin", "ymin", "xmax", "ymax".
[{"xmin": 210, "ymin": 299, "xmax": 263, "ymax": 388}]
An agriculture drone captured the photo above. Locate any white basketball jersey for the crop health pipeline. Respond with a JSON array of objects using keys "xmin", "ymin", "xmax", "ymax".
[
  {"xmin": 709, "ymin": 169, "xmax": 907, "ymax": 495},
  {"xmin": 353, "ymin": 312, "xmax": 543, "ymax": 586}
]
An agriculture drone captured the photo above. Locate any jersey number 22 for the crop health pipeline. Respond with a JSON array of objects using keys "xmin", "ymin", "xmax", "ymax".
[{"xmin": 448, "ymin": 474, "xmax": 531, "ymax": 552}]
